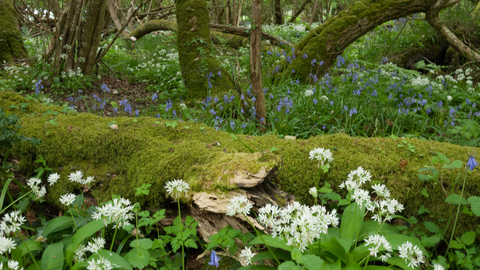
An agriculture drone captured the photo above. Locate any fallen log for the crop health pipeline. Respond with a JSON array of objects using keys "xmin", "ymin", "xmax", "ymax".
[{"xmin": 2, "ymin": 91, "xmax": 479, "ymax": 238}]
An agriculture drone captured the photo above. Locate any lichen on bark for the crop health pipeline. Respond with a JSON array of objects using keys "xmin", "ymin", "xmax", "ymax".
[
  {"xmin": 0, "ymin": 0, "xmax": 28, "ymax": 63},
  {"xmin": 175, "ymin": 0, "xmax": 235, "ymax": 99}
]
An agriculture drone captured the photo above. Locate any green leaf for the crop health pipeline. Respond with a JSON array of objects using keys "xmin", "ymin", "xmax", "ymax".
[
  {"xmin": 418, "ymin": 205, "xmax": 430, "ymax": 215},
  {"xmin": 450, "ymin": 160, "xmax": 463, "ymax": 169},
  {"xmin": 124, "ymin": 248, "xmax": 151, "ymax": 269},
  {"xmin": 423, "ymin": 221, "xmax": 442, "ymax": 234},
  {"xmin": 252, "ymin": 250, "xmax": 291, "ymax": 262},
  {"xmin": 270, "ymin": 147, "xmax": 279, "ymax": 152},
  {"xmin": 319, "ymin": 192, "xmax": 341, "ymax": 202},
  {"xmin": 320, "ymin": 237, "xmax": 348, "ymax": 263},
  {"xmin": 461, "ymin": 231, "xmax": 476, "ymax": 245},
  {"xmin": 97, "ymin": 250, "xmax": 132, "ymax": 270},
  {"xmin": 0, "ymin": 178, "xmax": 13, "ymax": 210},
  {"xmin": 421, "ymin": 235, "xmax": 441, "ymax": 248},
  {"xmin": 467, "ymin": 196, "xmax": 480, "ymax": 216},
  {"xmin": 291, "ymin": 248, "xmax": 302, "ymax": 261},
  {"xmin": 237, "ymin": 266, "xmax": 277, "ymax": 270},
  {"xmin": 278, "ymin": 261, "xmax": 301, "ymax": 270},
  {"xmin": 130, "ymin": 238, "xmax": 153, "ymax": 250},
  {"xmin": 298, "ymin": 254, "xmax": 324, "ymax": 270},
  {"xmin": 417, "ymin": 174, "xmax": 431, "ymax": 181},
  {"xmin": 41, "ymin": 242, "xmax": 64, "ymax": 270},
  {"xmin": 43, "ymin": 216, "xmax": 74, "ymax": 238},
  {"xmin": 449, "ymin": 240, "xmax": 464, "ymax": 249},
  {"xmin": 436, "ymin": 152, "xmax": 450, "ymax": 164},
  {"xmin": 247, "ymin": 235, "xmax": 292, "ymax": 251},
  {"xmin": 445, "ymin": 194, "xmax": 468, "ymax": 205},
  {"xmin": 340, "ymin": 203, "xmax": 364, "ymax": 239},
  {"xmin": 66, "ymin": 219, "xmax": 104, "ymax": 265},
  {"xmin": 11, "ymin": 240, "xmax": 42, "ymax": 263},
  {"xmin": 420, "ymin": 188, "xmax": 429, "ymax": 198}
]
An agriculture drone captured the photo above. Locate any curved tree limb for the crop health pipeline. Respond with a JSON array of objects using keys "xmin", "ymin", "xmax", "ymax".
[
  {"xmin": 127, "ymin": 20, "xmax": 293, "ymax": 47},
  {"xmin": 425, "ymin": 8, "xmax": 480, "ymax": 65}
]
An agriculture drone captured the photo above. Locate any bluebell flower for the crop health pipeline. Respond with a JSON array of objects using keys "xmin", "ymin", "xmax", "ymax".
[
  {"xmin": 267, "ymin": 50, "xmax": 272, "ymax": 56},
  {"xmin": 241, "ymin": 123, "xmax": 247, "ymax": 129},
  {"xmin": 230, "ymin": 121, "xmax": 235, "ymax": 130},
  {"xmin": 319, "ymin": 60, "xmax": 324, "ymax": 66},
  {"xmin": 135, "ymin": 110, "xmax": 139, "ymax": 117},
  {"xmin": 466, "ymin": 99, "xmax": 471, "ymax": 105},
  {"xmin": 101, "ymin": 83, "xmax": 110, "ymax": 93},
  {"xmin": 313, "ymin": 98, "xmax": 318, "ymax": 105},
  {"xmin": 311, "ymin": 59, "xmax": 317, "ymax": 66},
  {"xmin": 330, "ymin": 101, "xmax": 334, "ymax": 106},
  {"xmin": 114, "ymin": 107, "xmax": 118, "ymax": 113},
  {"xmin": 344, "ymin": 105, "xmax": 348, "ymax": 111},
  {"xmin": 303, "ymin": 53, "xmax": 308, "ymax": 59},
  {"xmin": 438, "ymin": 100, "xmax": 443, "ymax": 108},
  {"xmin": 323, "ymin": 125, "xmax": 326, "ymax": 130},
  {"xmin": 426, "ymin": 108, "xmax": 431, "ymax": 114},
  {"xmin": 252, "ymin": 97, "xmax": 256, "ymax": 102},
  {"xmin": 218, "ymin": 71, "xmax": 222, "ymax": 77},
  {"xmin": 210, "ymin": 109, "xmax": 216, "ymax": 115},
  {"xmin": 78, "ymin": 90, "xmax": 82, "ymax": 93},
  {"xmin": 292, "ymin": 69, "xmax": 295, "ymax": 73},
  {"xmin": 157, "ymin": 114, "xmax": 160, "ymax": 118},
  {"xmin": 219, "ymin": 106, "xmax": 224, "ymax": 111},
  {"xmin": 372, "ymin": 89, "xmax": 378, "ymax": 97},
  {"xmin": 287, "ymin": 89, "xmax": 291, "ymax": 95},
  {"xmin": 241, "ymin": 108, "xmax": 244, "ymax": 114},
  {"xmin": 152, "ymin": 93, "xmax": 158, "ymax": 101},
  {"xmin": 172, "ymin": 110, "xmax": 177, "ymax": 118},
  {"xmin": 166, "ymin": 100, "xmax": 172, "ymax": 112},
  {"xmin": 468, "ymin": 156, "xmax": 478, "ymax": 171}
]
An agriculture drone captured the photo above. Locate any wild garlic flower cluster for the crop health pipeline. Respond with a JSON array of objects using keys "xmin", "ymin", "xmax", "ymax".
[
  {"xmin": 226, "ymin": 196, "xmax": 253, "ymax": 216},
  {"xmin": 0, "ymin": 211, "xmax": 26, "ymax": 236},
  {"xmin": 308, "ymin": 148, "xmax": 333, "ymax": 166},
  {"xmin": 364, "ymin": 234, "xmax": 392, "ymax": 262},
  {"xmin": 1, "ymin": 260, "xmax": 23, "ymax": 270},
  {"xmin": 59, "ymin": 193, "xmax": 77, "ymax": 207},
  {"xmin": 87, "ymin": 256, "xmax": 113, "ymax": 270},
  {"xmin": 68, "ymin": 170, "xmax": 95, "ymax": 186},
  {"xmin": 339, "ymin": 168, "xmax": 404, "ymax": 224},
  {"xmin": 257, "ymin": 202, "xmax": 339, "ymax": 252},
  {"xmin": 91, "ymin": 198, "xmax": 134, "ymax": 228},
  {"xmin": 26, "ymin": 177, "xmax": 46, "ymax": 199},
  {"xmin": 240, "ymin": 247, "xmax": 256, "ymax": 266},
  {"xmin": 74, "ymin": 236, "xmax": 107, "ymax": 262},
  {"xmin": 398, "ymin": 241, "xmax": 425, "ymax": 268},
  {"xmin": 165, "ymin": 179, "xmax": 190, "ymax": 201}
]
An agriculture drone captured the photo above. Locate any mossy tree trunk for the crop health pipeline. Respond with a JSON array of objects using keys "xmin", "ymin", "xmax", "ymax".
[
  {"xmin": 278, "ymin": 0, "xmax": 459, "ymax": 82},
  {"xmin": 175, "ymin": 0, "xmax": 236, "ymax": 99},
  {"xmin": 0, "ymin": 0, "xmax": 28, "ymax": 64},
  {"xmin": 274, "ymin": 0, "xmax": 283, "ymax": 25}
]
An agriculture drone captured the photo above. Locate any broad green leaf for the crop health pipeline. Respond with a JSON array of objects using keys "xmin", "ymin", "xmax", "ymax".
[
  {"xmin": 124, "ymin": 248, "xmax": 151, "ymax": 269},
  {"xmin": 467, "ymin": 196, "xmax": 480, "ymax": 216},
  {"xmin": 41, "ymin": 242, "xmax": 64, "ymax": 270},
  {"xmin": 320, "ymin": 237, "xmax": 348, "ymax": 263},
  {"xmin": 42, "ymin": 216, "xmax": 74, "ymax": 238},
  {"xmin": 358, "ymin": 220, "xmax": 399, "ymax": 239},
  {"xmin": 298, "ymin": 254, "xmax": 324, "ymax": 270},
  {"xmin": 423, "ymin": 222, "xmax": 442, "ymax": 234},
  {"xmin": 278, "ymin": 261, "xmax": 301, "ymax": 270},
  {"xmin": 238, "ymin": 266, "xmax": 277, "ymax": 270},
  {"xmin": 247, "ymin": 234, "xmax": 292, "ymax": 251},
  {"xmin": 0, "ymin": 178, "xmax": 13, "ymax": 210},
  {"xmin": 436, "ymin": 152, "xmax": 450, "ymax": 164},
  {"xmin": 461, "ymin": 231, "xmax": 476, "ymax": 246},
  {"xmin": 450, "ymin": 160, "xmax": 463, "ymax": 169},
  {"xmin": 320, "ymin": 192, "xmax": 341, "ymax": 202},
  {"xmin": 97, "ymin": 250, "xmax": 133, "ymax": 270},
  {"xmin": 421, "ymin": 235, "xmax": 441, "ymax": 248},
  {"xmin": 253, "ymin": 250, "xmax": 291, "ymax": 262},
  {"xmin": 11, "ymin": 240, "xmax": 42, "ymax": 263},
  {"xmin": 66, "ymin": 219, "xmax": 104, "ymax": 265},
  {"xmin": 445, "ymin": 194, "xmax": 468, "ymax": 205},
  {"xmin": 417, "ymin": 174, "xmax": 431, "ymax": 181},
  {"xmin": 291, "ymin": 248, "xmax": 302, "ymax": 261},
  {"xmin": 340, "ymin": 203, "xmax": 364, "ymax": 240},
  {"xmin": 70, "ymin": 261, "xmax": 88, "ymax": 270},
  {"xmin": 449, "ymin": 240, "xmax": 464, "ymax": 249},
  {"xmin": 420, "ymin": 188, "xmax": 429, "ymax": 198},
  {"xmin": 130, "ymin": 238, "xmax": 153, "ymax": 250}
]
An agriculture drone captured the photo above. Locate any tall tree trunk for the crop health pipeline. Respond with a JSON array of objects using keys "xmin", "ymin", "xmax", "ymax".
[
  {"xmin": 309, "ymin": 0, "xmax": 319, "ymax": 26},
  {"xmin": 274, "ymin": 0, "xmax": 283, "ymax": 25},
  {"xmin": 279, "ymin": 0, "xmax": 459, "ymax": 82},
  {"xmin": 78, "ymin": 0, "xmax": 108, "ymax": 75},
  {"xmin": 175, "ymin": 0, "xmax": 235, "ymax": 99},
  {"xmin": 287, "ymin": 0, "xmax": 310, "ymax": 23},
  {"xmin": 250, "ymin": 0, "xmax": 267, "ymax": 128},
  {"xmin": 0, "ymin": 0, "xmax": 28, "ymax": 63}
]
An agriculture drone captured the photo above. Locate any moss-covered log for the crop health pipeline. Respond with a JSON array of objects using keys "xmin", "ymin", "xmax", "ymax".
[
  {"xmin": 0, "ymin": 0, "xmax": 28, "ymax": 63},
  {"xmin": 175, "ymin": 0, "xmax": 236, "ymax": 99},
  {"xmin": 277, "ymin": 0, "xmax": 458, "ymax": 81},
  {"xmin": 2, "ymin": 91, "xmax": 480, "ymax": 236}
]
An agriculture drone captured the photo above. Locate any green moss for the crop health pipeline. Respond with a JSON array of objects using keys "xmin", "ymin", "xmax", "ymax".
[
  {"xmin": 2, "ymin": 91, "xmax": 479, "ymax": 235},
  {"xmin": 275, "ymin": 0, "xmax": 434, "ymax": 81},
  {"xmin": 0, "ymin": 0, "xmax": 28, "ymax": 63},
  {"xmin": 175, "ymin": 0, "xmax": 235, "ymax": 99}
]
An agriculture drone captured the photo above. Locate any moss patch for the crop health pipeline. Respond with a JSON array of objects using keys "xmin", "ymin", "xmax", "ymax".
[
  {"xmin": 0, "ymin": 0, "xmax": 28, "ymax": 63},
  {"xmin": 2, "ymin": 91, "xmax": 479, "ymax": 235}
]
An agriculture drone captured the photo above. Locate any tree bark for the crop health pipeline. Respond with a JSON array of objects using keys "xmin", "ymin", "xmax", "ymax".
[
  {"xmin": 287, "ymin": 0, "xmax": 311, "ymax": 23},
  {"xmin": 78, "ymin": 0, "xmax": 108, "ymax": 75},
  {"xmin": 274, "ymin": 0, "xmax": 283, "ymax": 25},
  {"xmin": 279, "ymin": 0, "xmax": 458, "ymax": 81},
  {"xmin": 107, "ymin": 0, "xmax": 128, "ymax": 37},
  {"xmin": 175, "ymin": 0, "xmax": 236, "ymax": 99},
  {"xmin": 425, "ymin": 8, "xmax": 480, "ymax": 64},
  {"xmin": 250, "ymin": 0, "xmax": 267, "ymax": 128},
  {"xmin": 309, "ymin": 0, "xmax": 320, "ymax": 26},
  {"xmin": 0, "ymin": 0, "xmax": 28, "ymax": 63}
]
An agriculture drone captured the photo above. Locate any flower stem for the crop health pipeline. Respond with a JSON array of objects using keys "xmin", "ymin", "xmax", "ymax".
[
  {"xmin": 68, "ymin": 206, "xmax": 78, "ymax": 231},
  {"xmin": 446, "ymin": 168, "xmax": 468, "ymax": 255},
  {"xmin": 178, "ymin": 199, "xmax": 185, "ymax": 270},
  {"xmin": 110, "ymin": 224, "xmax": 119, "ymax": 251},
  {"xmin": 242, "ymin": 213, "xmax": 280, "ymax": 265},
  {"xmin": 19, "ymin": 233, "xmax": 39, "ymax": 270}
]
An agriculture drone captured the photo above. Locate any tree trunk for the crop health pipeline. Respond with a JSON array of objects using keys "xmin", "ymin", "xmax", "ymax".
[
  {"xmin": 107, "ymin": 0, "xmax": 128, "ymax": 37},
  {"xmin": 274, "ymin": 0, "xmax": 283, "ymax": 25},
  {"xmin": 425, "ymin": 8, "xmax": 480, "ymax": 63},
  {"xmin": 250, "ymin": 0, "xmax": 267, "ymax": 128},
  {"xmin": 279, "ymin": 0, "xmax": 458, "ymax": 82},
  {"xmin": 309, "ymin": 0, "xmax": 319, "ymax": 26},
  {"xmin": 175, "ymin": 0, "xmax": 235, "ymax": 99},
  {"xmin": 0, "ymin": 0, "xmax": 28, "ymax": 63},
  {"xmin": 287, "ymin": 0, "xmax": 311, "ymax": 24},
  {"xmin": 78, "ymin": 0, "xmax": 108, "ymax": 75}
]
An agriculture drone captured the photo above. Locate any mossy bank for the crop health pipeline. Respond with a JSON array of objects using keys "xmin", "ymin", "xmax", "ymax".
[{"xmin": 1, "ymin": 91, "xmax": 479, "ymax": 236}]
